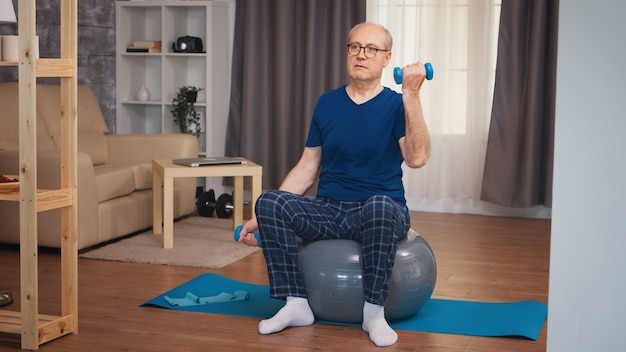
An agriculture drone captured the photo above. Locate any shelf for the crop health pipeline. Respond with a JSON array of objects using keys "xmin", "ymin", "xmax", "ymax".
[
  {"xmin": 122, "ymin": 100, "xmax": 163, "ymax": 105},
  {"xmin": 0, "ymin": 0, "xmax": 79, "ymax": 349},
  {"xmin": 162, "ymin": 52, "xmax": 208, "ymax": 57},
  {"xmin": 0, "ymin": 59, "xmax": 75, "ymax": 77},
  {"xmin": 0, "ymin": 311, "xmax": 75, "ymax": 346},
  {"xmin": 115, "ymin": 0, "xmax": 233, "ymax": 160},
  {"xmin": 120, "ymin": 53, "xmax": 164, "ymax": 57},
  {"xmin": 0, "ymin": 188, "xmax": 74, "ymax": 212}
]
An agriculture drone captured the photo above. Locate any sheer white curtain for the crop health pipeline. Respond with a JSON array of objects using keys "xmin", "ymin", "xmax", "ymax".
[{"xmin": 368, "ymin": 0, "xmax": 548, "ymax": 217}]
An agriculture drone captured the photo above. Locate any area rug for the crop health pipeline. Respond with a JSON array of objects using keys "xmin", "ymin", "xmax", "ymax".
[
  {"xmin": 141, "ymin": 273, "xmax": 548, "ymax": 341},
  {"xmin": 80, "ymin": 217, "xmax": 260, "ymax": 269}
]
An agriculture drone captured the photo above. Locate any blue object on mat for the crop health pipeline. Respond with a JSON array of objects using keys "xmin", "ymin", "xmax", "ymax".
[
  {"xmin": 164, "ymin": 290, "xmax": 250, "ymax": 307},
  {"xmin": 143, "ymin": 274, "xmax": 284, "ymax": 317},
  {"xmin": 198, "ymin": 290, "xmax": 250, "ymax": 304},
  {"xmin": 164, "ymin": 291, "xmax": 200, "ymax": 307},
  {"xmin": 141, "ymin": 273, "xmax": 547, "ymax": 341}
]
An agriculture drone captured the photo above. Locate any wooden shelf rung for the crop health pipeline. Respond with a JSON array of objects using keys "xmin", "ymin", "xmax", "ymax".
[
  {"xmin": 0, "ymin": 311, "xmax": 22, "ymax": 334},
  {"xmin": 36, "ymin": 188, "xmax": 74, "ymax": 212},
  {"xmin": 0, "ymin": 191, "xmax": 20, "ymax": 201},
  {"xmin": 38, "ymin": 314, "xmax": 75, "ymax": 345},
  {"xmin": 0, "ymin": 59, "xmax": 74, "ymax": 78},
  {"xmin": 0, "ymin": 188, "xmax": 73, "ymax": 211},
  {"xmin": 0, "ymin": 311, "xmax": 76, "ymax": 346},
  {"xmin": 36, "ymin": 58, "xmax": 75, "ymax": 77}
]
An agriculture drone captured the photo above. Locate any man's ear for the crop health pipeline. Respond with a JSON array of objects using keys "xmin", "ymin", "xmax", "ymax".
[{"xmin": 383, "ymin": 51, "xmax": 392, "ymax": 67}]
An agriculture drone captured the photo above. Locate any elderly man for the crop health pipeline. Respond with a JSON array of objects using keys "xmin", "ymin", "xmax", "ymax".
[{"xmin": 240, "ymin": 22, "xmax": 430, "ymax": 347}]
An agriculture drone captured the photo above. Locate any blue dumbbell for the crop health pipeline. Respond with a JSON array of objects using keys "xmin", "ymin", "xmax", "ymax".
[
  {"xmin": 234, "ymin": 225, "xmax": 262, "ymax": 248},
  {"xmin": 393, "ymin": 62, "xmax": 434, "ymax": 84}
]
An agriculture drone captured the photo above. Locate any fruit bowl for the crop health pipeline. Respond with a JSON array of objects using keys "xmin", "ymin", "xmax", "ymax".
[{"xmin": 0, "ymin": 174, "xmax": 19, "ymax": 193}]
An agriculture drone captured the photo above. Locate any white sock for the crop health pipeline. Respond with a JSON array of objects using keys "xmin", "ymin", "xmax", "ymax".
[
  {"xmin": 361, "ymin": 301, "xmax": 398, "ymax": 347},
  {"xmin": 258, "ymin": 296, "xmax": 315, "ymax": 335}
]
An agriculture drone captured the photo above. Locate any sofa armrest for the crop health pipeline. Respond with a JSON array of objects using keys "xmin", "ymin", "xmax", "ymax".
[
  {"xmin": 105, "ymin": 133, "xmax": 199, "ymax": 164},
  {"xmin": 105, "ymin": 133, "xmax": 198, "ymax": 224}
]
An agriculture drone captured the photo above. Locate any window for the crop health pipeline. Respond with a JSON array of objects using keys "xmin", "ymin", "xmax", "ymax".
[
  {"xmin": 367, "ymin": 0, "xmax": 505, "ymax": 214},
  {"xmin": 367, "ymin": 0, "xmax": 501, "ymax": 134}
]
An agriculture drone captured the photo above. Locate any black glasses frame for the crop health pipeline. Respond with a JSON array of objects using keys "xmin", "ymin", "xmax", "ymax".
[{"xmin": 346, "ymin": 44, "xmax": 389, "ymax": 58}]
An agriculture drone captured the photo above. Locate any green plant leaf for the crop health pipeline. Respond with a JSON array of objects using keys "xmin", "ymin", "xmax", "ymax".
[{"xmin": 170, "ymin": 86, "xmax": 204, "ymax": 138}]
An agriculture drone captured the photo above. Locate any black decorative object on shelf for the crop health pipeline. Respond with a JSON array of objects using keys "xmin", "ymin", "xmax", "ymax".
[{"xmin": 172, "ymin": 36, "xmax": 204, "ymax": 53}]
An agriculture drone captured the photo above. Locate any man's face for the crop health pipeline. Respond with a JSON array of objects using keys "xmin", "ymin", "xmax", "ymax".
[{"xmin": 346, "ymin": 24, "xmax": 392, "ymax": 83}]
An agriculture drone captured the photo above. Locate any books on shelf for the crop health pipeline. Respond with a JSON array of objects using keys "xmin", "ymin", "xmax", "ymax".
[
  {"xmin": 133, "ymin": 40, "xmax": 162, "ymax": 48},
  {"xmin": 126, "ymin": 46, "xmax": 161, "ymax": 53},
  {"xmin": 126, "ymin": 40, "xmax": 162, "ymax": 53}
]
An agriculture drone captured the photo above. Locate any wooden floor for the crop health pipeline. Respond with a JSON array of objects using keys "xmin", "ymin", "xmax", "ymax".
[{"xmin": 0, "ymin": 212, "xmax": 550, "ymax": 351}]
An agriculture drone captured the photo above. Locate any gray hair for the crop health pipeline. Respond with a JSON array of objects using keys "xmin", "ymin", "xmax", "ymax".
[{"xmin": 347, "ymin": 22, "xmax": 393, "ymax": 51}]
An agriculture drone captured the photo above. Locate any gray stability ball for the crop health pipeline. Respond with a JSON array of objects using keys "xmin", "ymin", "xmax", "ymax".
[{"xmin": 299, "ymin": 230, "xmax": 437, "ymax": 323}]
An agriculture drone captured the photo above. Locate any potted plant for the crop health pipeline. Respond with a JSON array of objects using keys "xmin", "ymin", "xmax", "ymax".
[{"xmin": 170, "ymin": 86, "xmax": 204, "ymax": 138}]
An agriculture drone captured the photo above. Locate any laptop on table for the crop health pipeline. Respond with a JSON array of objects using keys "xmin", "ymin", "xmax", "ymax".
[{"xmin": 172, "ymin": 157, "xmax": 248, "ymax": 167}]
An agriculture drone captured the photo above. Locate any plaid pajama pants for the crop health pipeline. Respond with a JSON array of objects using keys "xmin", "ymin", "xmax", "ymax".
[{"xmin": 255, "ymin": 190, "xmax": 410, "ymax": 306}]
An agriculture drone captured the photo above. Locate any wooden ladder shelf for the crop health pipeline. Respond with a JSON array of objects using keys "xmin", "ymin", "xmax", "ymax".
[{"xmin": 0, "ymin": 1, "xmax": 78, "ymax": 350}]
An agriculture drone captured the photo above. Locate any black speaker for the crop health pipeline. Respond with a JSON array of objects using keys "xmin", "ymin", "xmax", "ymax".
[{"xmin": 172, "ymin": 36, "xmax": 204, "ymax": 53}]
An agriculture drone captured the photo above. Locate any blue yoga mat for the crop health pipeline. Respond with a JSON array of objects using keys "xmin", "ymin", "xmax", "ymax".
[{"xmin": 141, "ymin": 273, "xmax": 547, "ymax": 341}]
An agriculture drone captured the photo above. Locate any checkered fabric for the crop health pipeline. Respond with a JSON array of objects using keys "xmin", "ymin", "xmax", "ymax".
[{"xmin": 256, "ymin": 190, "xmax": 410, "ymax": 305}]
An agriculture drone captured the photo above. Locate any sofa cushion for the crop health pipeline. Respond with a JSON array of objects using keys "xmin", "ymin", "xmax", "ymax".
[
  {"xmin": 78, "ymin": 131, "xmax": 109, "ymax": 165},
  {"xmin": 132, "ymin": 163, "xmax": 153, "ymax": 190},
  {"xmin": 37, "ymin": 84, "xmax": 109, "ymax": 165},
  {"xmin": 37, "ymin": 84, "xmax": 109, "ymax": 134},
  {"xmin": 75, "ymin": 85, "xmax": 110, "ymax": 133},
  {"xmin": 36, "ymin": 84, "xmax": 109, "ymax": 161},
  {"xmin": 0, "ymin": 82, "xmax": 57, "ymax": 151},
  {"xmin": 94, "ymin": 165, "xmax": 135, "ymax": 203}
]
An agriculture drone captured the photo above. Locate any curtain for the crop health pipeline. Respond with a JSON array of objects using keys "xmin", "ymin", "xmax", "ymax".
[
  {"xmin": 481, "ymin": 0, "xmax": 559, "ymax": 208},
  {"xmin": 225, "ymin": 0, "xmax": 366, "ymax": 189},
  {"xmin": 368, "ymin": 1, "xmax": 539, "ymax": 216}
]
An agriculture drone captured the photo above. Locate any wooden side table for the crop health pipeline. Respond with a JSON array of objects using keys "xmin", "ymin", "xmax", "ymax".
[{"xmin": 152, "ymin": 158, "xmax": 263, "ymax": 249}]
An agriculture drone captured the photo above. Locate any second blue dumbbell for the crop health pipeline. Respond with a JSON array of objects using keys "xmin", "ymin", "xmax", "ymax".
[
  {"xmin": 234, "ymin": 225, "xmax": 262, "ymax": 248},
  {"xmin": 393, "ymin": 62, "xmax": 434, "ymax": 84}
]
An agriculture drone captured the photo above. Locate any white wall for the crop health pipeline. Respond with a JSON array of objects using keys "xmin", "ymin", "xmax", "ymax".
[{"xmin": 548, "ymin": 1, "xmax": 626, "ymax": 351}]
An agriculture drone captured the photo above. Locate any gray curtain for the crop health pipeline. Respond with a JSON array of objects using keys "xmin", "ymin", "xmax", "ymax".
[
  {"xmin": 481, "ymin": 0, "xmax": 559, "ymax": 207},
  {"xmin": 225, "ymin": 0, "xmax": 366, "ymax": 189}
]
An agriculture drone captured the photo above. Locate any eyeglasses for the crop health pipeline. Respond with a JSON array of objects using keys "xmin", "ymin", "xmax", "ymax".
[{"xmin": 346, "ymin": 44, "xmax": 389, "ymax": 58}]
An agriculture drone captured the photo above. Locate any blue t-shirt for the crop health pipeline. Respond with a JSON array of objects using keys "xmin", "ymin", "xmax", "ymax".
[{"xmin": 305, "ymin": 85, "xmax": 407, "ymax": 205}]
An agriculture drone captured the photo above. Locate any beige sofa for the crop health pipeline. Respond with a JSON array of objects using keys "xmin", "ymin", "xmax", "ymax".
[{"xmin": 0, "ymin": 82, "xmax": 197, "ymax": 249}]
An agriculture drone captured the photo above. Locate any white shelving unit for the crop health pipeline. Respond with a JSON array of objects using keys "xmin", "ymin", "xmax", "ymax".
[{"xmin": 115, "ymin": 0, "xmax": 234, "ymax": 158}]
